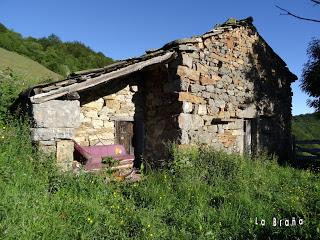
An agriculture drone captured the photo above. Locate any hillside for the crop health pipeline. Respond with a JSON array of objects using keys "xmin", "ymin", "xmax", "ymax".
[
  {"xmin": 0, "ymin": 23, "xmax": 113, "ymax": 76},
  {"xmin": 0, "ymin": 47, "xmax": 61, "ymax": 84},
  {"xmin": 292, "ymin": 113, "xmax": 320, "ymax": 140},
  {"xmin": 0, "ymin": 48, "xmax": 63, "ymax": 116}
]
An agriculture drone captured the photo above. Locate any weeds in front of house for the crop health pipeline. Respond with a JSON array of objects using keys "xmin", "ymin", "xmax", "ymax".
[{"xmin": 0, "ymin": 120, "xmax": 319, "ymax": 239}]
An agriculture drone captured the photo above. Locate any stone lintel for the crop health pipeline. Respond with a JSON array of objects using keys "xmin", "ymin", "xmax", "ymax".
[
  {"xmin": 32, "ymin": 100, "xmax": 80, "ymax": 128},
  {"xmin": 31, "ymin": 128, "xmax": 75, "ymax": 141},
  {"xmin": 110, "ymin": 116, "xmax": 134, "ymax": 122}
]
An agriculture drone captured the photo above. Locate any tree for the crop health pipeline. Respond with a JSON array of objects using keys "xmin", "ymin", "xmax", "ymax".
[
  {"xmin": 276, "ymin": 1, "xmax": 320, "ymax": 23},
  {"xmin": 301, "ymin": 39, "xmax": 320, "ymax": 112},
  {"xmin": 0, "ymin": 23, "xmax": 7, "ymax": 33}
]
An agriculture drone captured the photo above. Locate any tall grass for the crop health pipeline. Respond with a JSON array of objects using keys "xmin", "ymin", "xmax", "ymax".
[{"xmin": 0, "ymin": 121, "xmax": 319, "ymax": 239}]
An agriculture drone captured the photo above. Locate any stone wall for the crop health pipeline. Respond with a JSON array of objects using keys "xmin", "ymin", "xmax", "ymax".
[
  {"xmin": 31, "ymin": 100, "xmax": 80, "ymax": 170},
  {"xmin": 30, "ymin": 82, "xmax": 143, "ymax": 169},
  {"xmin": 31, "ymin": 100, "xmax": 80, "ymax": 150},
  {"xmin": 74, "ymin": 85, "xmax": 139, "ymax": 147},
  {"xmin": 173, "ymin": 25, "xmax": 294, "ymax": 159},
  {"xmin": 143, "ymin": 65, "xmax": 182, "ymax": 163}
]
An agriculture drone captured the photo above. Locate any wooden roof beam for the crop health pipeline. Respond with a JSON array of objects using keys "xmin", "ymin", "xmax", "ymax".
[{"xmin": 30, "ymin": 51, "xmax": 176, "ymax": 104}]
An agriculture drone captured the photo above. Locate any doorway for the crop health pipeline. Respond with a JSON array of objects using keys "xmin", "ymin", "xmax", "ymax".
[
  {"xmin": 244, "ymin": 119, "xmax": 258, "ymax": 155},
  {"xmin": 115, "ymin": 121, "xmax": 134, "ymax": 154}
]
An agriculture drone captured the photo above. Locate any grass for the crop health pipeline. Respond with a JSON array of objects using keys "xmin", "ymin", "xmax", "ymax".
[
  {"xmin": 0, "ymin": 120, "xmax": 319, "ymax": 239},
  {"xmin": 292, "ymin": 113, "xmax": 320, "ymax": 140},
  {"xmin": 292, "ymin": 113, "xmax": 320, "ymax": 168},
  {"xmin": 0, "ymin": 47, "xmax": 61, "ymax": 85}
]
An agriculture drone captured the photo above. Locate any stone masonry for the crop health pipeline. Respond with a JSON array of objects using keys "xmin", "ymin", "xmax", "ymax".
[
  {"xmin": 172, "ymin": 23, "xmax": 295, "ymax": 160},
  {"xmin": 74, "ymin": 85, "xmax": 138, "ymax": 146},
  {"xmin": 30, "ymin": 100, "xmax": 80, "ymax": 169}
]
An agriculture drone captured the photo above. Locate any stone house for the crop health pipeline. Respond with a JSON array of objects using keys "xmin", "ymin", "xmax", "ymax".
[{"xmin": 16, "ymin": 18, "xmax": 297, "ymax": 169}]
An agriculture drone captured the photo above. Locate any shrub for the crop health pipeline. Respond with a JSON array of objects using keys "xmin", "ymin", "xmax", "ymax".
[{"xmin": 0, "ymin": 69, "xmax": 21, "ymax": 118}]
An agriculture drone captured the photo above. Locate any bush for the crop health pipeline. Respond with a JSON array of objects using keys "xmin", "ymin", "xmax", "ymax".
[{"xmin": 0, "ymin": 69, "xmax": 22, "ymax": 118}]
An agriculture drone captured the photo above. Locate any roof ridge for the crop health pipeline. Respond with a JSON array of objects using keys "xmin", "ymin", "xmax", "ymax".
[{"xmin": 150, "ymin": 17, "xmax": 255, "ymax": 53}]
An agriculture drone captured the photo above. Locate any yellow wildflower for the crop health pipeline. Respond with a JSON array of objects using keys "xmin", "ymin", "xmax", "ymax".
[{"xmin": 87, "ymin": 217, "xmax": 93, "ymax": 224}]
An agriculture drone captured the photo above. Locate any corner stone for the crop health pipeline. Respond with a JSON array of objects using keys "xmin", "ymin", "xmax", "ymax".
[
  {"xmin": 178, "ymin": 92, "xmax": 206, "ymax": 104},
  {"xmin": 56, "ymin": 140, "xmax": 74, "ymax": 171},
  {"xmin": 32, "ymin": 100, "xmax": 80, "ymax": 128},
  {"xmin": 31, "ymin": 128, "xmax": 75, "ymax": 141},
  {"xmin": 177, "ymin": 65, "xmax": 200, "ymax": 82}
]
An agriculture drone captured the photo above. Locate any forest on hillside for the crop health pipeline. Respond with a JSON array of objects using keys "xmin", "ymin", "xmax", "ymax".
[{"xmin": 0, "ymin": 23, "xmax": 113, "ymax": 76}]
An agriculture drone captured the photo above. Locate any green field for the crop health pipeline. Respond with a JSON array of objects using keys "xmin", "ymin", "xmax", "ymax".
[
  {"xmin": 0, "ymin": 48, "xmax": 62, "ymax": 117},
  {"xmin": 0, "ymin": 123, "xmax": 319, "ymax": 239},
  {"xmin": 292, "ymin": 113, "xmax": 320, "ymax": 140},
  {"xmin": 0, "ymin": 47, "xmax": 61, "ymax": 85},
  {"xmin": 292, "ymin": 114, "xmax": 320, "ymax": 169}
]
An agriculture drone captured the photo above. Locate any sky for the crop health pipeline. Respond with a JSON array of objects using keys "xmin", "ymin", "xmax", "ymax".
[{"xmin": 0, "ymin": 0, "xmax": 319, "ymax": 115}]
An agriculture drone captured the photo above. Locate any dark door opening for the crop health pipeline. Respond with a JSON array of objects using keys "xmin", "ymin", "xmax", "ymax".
[
  {"xmin": 115, "ymin": 121, "xmax": 134, "ymax": 154},
  {"xmin": 244, "ymin": 119, "xmax": 257, "ymax": 156}
]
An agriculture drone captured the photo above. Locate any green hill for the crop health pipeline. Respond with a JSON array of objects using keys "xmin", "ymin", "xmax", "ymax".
[
  {"xmin": 292, "ymin": 113, "xmax": 320, "ymax": 140},
  {"xmin": 0, "ymin": 22, "xmax": 112, "ymax": 118},
  {"xmin": 0, "ymin": 23, "xmax": 113, "ymax": 77},
  {"xmin": 0, "ymin": 47, "xmax": 61, "ymax": 85},
  {"xmin": 292, "ymin": 113, "xmax": 320, "ymax": 169},
  {"xmin": 0, "ymin": 48, "xmax": 62, "ymax": 117}
]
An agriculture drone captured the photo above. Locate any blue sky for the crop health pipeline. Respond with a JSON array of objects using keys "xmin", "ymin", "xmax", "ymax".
[{"xmin": 0, "ymin": 0, "xmax": 319, "ymax": 115}]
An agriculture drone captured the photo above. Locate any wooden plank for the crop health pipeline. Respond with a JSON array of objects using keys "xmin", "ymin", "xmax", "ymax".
[
  {"xmin": 296, "ymin": 146, "xmax": 320, "ymax": 154},
  {"xmin": 41, "ymin": 85, "xmax": 60, "ymax": 92},
  {"xmin": 72, "ymin": 67, "xmax": 104, "ymax": 76},
  {"xmin": 295, "ymin": 140, "xmax": 320, "ymax": 144},
  {"xmin": 244, "ymin": 120, "xmax": 251, "ymax": 155},
  {"xmin": 162, "ymin": 37, "xmax": 202, "ymax": 50},
  {"xmin": 41, "ymin": 79, "xmax": 78, "ymax": 92},
  {"xmin": 110, "ymin": 163, "xmax": 133, "ymax": 170},
  {"xmin": 55, "ymin": 79, "xmax": 78, "ymax": 86},
  {"xmin": 202, "ymin": 30, "xmax": 224, "ymax": 38},
  {"xmin": 118, "ymin": 159, "xmax": 134, "ymax": 165},
  {"xmin": 115, "ymin": 121, "xmax": 134, "ymax": 155},
  {"xmin": 30, "ymin": 51, "xmax": 176, "ymax": 103},
  {"xmin": 296, "ymin": 156, "xmax": 320, "ymax": 161}
]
